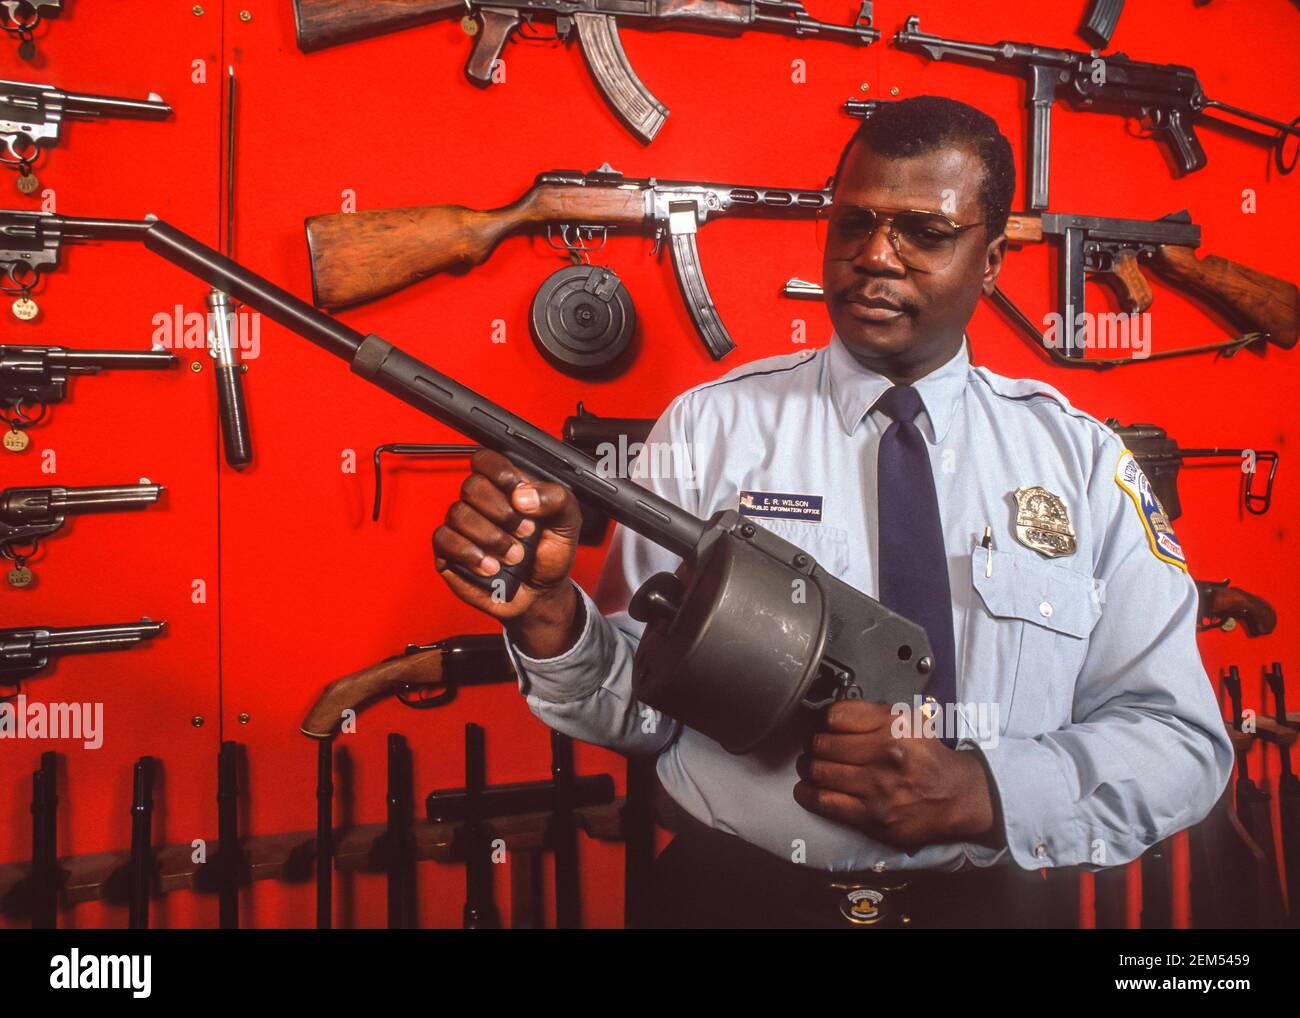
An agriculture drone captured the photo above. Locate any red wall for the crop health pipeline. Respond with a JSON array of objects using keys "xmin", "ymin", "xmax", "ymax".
[{"xmin": 1, "ymin": 0, "xmax": 1297, "ymax": 928}]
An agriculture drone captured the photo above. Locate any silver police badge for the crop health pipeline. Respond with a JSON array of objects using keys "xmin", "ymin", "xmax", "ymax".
[{"xmin": 1013, "ymin": 486, "xmax": 1076, "ymax": 557}]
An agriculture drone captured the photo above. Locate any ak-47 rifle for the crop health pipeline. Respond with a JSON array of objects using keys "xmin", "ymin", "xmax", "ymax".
[
  {"xmin": 1079, "ymin": 0, "xmax": 1123, "ymax": 48},
  {"xmin": 292, "ymin": 0, "xmax": 878, "ymax": 143},
  {"xmin": 301, "ymin": 634, "xmax": 516, "ymax": 739},
  {"xmin": 891, "ymin": 16, "xmax": 1300, "ymax": 209},
  {"xmin": 303, "ymin": 166, "xmax": 833, "ymax": 360}
]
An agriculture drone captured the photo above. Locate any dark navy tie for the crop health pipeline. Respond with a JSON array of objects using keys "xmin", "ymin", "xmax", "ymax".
[{"xmin": 874, "ymin": 385, "xmax": 957, "ymax": 733}]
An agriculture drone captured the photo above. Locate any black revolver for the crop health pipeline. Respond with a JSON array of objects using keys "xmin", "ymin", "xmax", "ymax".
[
  {"xmin": 0, "ymin": 618, "xmax": 165, "ymax": 696},
  {"xmin": 0, "ymin": 483, "xmax": 164, "ymax": 586},
  {"xmin": 1, "ymin": 344, "xmax": 176, "ymax": 444}
]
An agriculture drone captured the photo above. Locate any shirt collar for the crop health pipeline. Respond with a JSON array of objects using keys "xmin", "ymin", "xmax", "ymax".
[{"xmin": 827, "ymin": 333, "xmax": 971, "ymax": 444}]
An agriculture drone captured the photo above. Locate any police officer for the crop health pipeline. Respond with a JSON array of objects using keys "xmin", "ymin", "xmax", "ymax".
[{"xmin": 432, "ymin": 96, "xmax": 1235, "ymax": 928}]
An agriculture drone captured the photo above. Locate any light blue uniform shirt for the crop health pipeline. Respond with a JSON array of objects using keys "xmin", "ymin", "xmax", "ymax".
[{"xmin": 503, "ymin": 334, "xmax": 1234, "ymax": 873}]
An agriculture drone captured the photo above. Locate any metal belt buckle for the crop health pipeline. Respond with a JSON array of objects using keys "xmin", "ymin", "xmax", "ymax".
[{"xmin": 830, "ymin": 880, "xmax": 909, "ymax": 927}]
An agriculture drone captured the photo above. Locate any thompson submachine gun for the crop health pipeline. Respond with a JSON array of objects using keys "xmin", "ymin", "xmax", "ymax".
[
  {"xmin": 0, "ymin": 483, "xmax": 164, "ymax": 587},
  {"xmin": 292, "ymin": 0, "xmax": 878, "ymax": 142},
  {"xmin": 992, "ymin": 210, "xmax": 1299, "ymax": 364},
  {"xmin": 12, "ymin": 208, "xmax": 933, "ymax": 754},
  {"xmin": 892, "ymin": 16, "xmax": 1300, "ymax": 209},
  {"xmin": 782, "ymin": 193, "xmax": 1300, "ymax": 365},
  {"xmin": 2, "ymin": 1, "xmax": 61, "ymax": 61},
  {"xmin": 304, "ymin": 165, "xmax": 833, "ymax": 361},
  {"xmin": 0, "ymin": 619, "xmax": 165, "ymax": 698},
  {"xmin": 0, "ymin": 79, "xmax": 172, "ymax": 199},
  {"xmin": 0, "ymin": 344, "xmax": 176, "ymax": 451}
]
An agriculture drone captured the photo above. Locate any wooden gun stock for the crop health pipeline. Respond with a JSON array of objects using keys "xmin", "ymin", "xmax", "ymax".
[
  {"xmin": 301, "ymin": 648, "xmax": 443, "ymax": 739},
  {"xmin": 293, "ymin": 0, "xmax": 463, "ymax": 52},
  {"xmin": 305, "ymin": 185, "xmax": 644, "ymax": 309},
  {"xmin": 1149, "ymin": 245, "xmax": 1300, "ymax": 349}
]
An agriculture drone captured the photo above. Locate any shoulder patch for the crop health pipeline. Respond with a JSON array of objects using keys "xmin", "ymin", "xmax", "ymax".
[{"xmin": 1115, "ymin": 450, "xmax": 1187, "ymax": 572}]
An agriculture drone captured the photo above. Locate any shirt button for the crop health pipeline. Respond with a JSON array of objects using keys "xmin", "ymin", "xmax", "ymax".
[
  {"xmin": 1039, "ymin": 601, "xmax": 1054, "ymax": 618},
  {"xmin": 1033, "ymin": 841, "xmax": 1049, "ymax": 859}
]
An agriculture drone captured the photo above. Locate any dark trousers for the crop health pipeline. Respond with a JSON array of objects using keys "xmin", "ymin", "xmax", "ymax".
[{"xmin": 644, "ymin": 819, "xmax": 1080, "ymax": 930}]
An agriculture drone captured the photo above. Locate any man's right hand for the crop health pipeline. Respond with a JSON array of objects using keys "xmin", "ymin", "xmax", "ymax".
[{"xmin": 433, "ymin": 449, "xmax": 585, "ymax": 658}]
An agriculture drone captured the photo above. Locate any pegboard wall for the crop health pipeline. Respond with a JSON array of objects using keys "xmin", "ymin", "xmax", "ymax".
[{"xmin": 0, "ymin": 0, "xmax": 1297, "ymax": 929}]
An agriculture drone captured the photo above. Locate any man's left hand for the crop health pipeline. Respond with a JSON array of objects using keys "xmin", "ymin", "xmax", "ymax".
[{"xmin": 793, "ymin": 700, "xmax": 1000, "ymax": 850}]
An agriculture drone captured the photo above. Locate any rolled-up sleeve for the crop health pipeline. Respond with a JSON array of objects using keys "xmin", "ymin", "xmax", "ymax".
[
  {"xmin": 501, "ymin": 394, "xmax": 701, "ymax": 755},
  {"xmin": 972, "ymin": 434, "xmax": 1234, "ymax": 870}
]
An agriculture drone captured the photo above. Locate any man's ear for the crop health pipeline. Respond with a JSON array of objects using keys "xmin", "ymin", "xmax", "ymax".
[{"xmin": 981, "ymin": 233, "xmax": 1008, "ymax": 296}]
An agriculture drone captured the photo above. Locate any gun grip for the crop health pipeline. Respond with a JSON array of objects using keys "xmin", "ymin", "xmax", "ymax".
[
  {"xmin": 448, "ymin": 516, "xmax": 541, "ymax": 604},
  {"xmin": 573, "ymin": 12, "xmax": 668, "ymax": 143},
  {"xmin": 1106, "ymin": 250, "xmax": 1154, "ymax": 313},
  {"xmin": 1160, "ymin": 108, "xmax": 1208, "ymax": 175},
  {"xmin": 465, "ymin": 8, "xmax": 520, "ymax": 85}
]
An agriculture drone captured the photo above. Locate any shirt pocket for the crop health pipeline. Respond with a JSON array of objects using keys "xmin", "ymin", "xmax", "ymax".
[
  {"xmin": 969, "ymin": 545, "xmax": 1101, "ymax": 736},
  {"xmin": 749, "ymin": 518, "xmax": 852, "ymax": 577}
]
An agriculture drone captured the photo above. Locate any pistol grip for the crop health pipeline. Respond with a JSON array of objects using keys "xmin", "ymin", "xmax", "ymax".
[
  {"xmin": 1160, "ymin": 108, "xmax": 1207, "ymax": 175},
  {"xmin": 465, "ymin": 8, "xmax": 520, "ymax": 86},
  {"xmin": 1107, "ymin": 249, "xmax": 1154, "ymax": 313},
  {"xmin": 573, "ymin": 12, "xmax": 668, "ymax": 143},
  {"xmin": 448, "ymin": 518, "xmax": 541, "ymax": 603}
]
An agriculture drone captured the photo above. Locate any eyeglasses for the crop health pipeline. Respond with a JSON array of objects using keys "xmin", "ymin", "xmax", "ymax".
[{"xmin": 816, "ymin": 204, "xmax": 987, "ymax": 273}]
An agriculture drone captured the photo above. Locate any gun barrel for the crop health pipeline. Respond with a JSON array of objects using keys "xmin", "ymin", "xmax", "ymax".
[
  {"xmin": 52, "ymin": 484, "xmax": 163, "ymax": 513},
  {"xmin": 428, "ymin": 633, "xmax": 515, "ymax": 687},
  {"xmin": 35, "ymin": 619, "xmax": 165, "ymax": 653},
  {"xmin": 752, "ymin": 12, "xmax": 878, "ymax": 41},
  {"xmin": 894, "ymin": 17, "xmax": 1076, "ymax": 67},
  {"xmin": 56, "ymin": 349, "xmax": 177, "ymax": 372},
  {"xmin": 0, "ymin": 346, "xmax": 176, "ymax": 380},
  {"xmin": 1038, "ymin": 211, "xmax": 1200, "ymax": 248},
  {"xmin": 58, "ymin": 88, "xmax": 172, "ymax": 121}
]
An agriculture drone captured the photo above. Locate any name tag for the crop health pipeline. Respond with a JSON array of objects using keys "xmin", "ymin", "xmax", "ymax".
[{"xmin": 738, "ymin": 490, "xmax": 824, "ymax": 523}]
